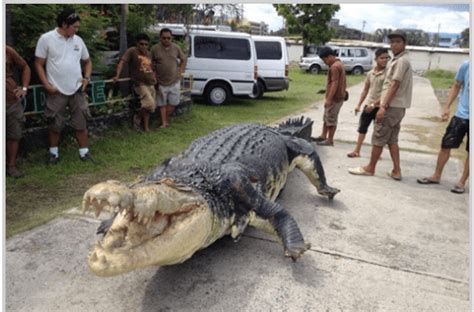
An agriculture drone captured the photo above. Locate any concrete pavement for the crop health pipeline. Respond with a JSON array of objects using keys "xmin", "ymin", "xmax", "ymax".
[{"xmin": 6, "ymin": 76, "xmax": 470, "ymax": 311}]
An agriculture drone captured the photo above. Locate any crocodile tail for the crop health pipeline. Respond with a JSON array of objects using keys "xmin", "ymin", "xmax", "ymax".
[{"xmin": 276, "ymin": 116, "xmax": 314, "ymax": 141}]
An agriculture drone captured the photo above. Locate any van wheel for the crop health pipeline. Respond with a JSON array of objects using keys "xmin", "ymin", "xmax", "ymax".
[
  {"xmin": 249, "ymin": 80, "xmax": 265, "ymax": 99},
  {"xmin": 309, "ymin": 65, "xmax": 321, "ymax": 75},
  {"xmin": 351, "ymin": 66, "xmax": 363, "ymax": 75},
  {"xmin": 205, "ymin": 82, "xmax": 230, "ymax": 105}
]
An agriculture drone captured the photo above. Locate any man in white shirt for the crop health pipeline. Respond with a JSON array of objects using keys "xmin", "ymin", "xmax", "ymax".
[{"xmin": 35, "ymin": 8, "xmax": 95, "ymax": 164}]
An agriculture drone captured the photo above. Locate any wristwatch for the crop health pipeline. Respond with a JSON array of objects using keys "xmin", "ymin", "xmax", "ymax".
[{"xmin": 22, "ymin": 87, "xmax": 28, "ymax": 92}]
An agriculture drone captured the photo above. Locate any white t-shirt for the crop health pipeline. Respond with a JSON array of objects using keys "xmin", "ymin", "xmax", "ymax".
[{"xmin": 35, "ymin": 28, "xmax": 90, "ymax": 95}]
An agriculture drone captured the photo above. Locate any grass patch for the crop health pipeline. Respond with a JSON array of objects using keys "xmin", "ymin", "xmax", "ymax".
[
  {"xmin": 415, "ymin": 69, "xmax": 466, "ymax": 159},
  {"xmin": 424, "ymin": 69, "xmax": 455, "ymax": 89},
  {"xmin": 6, "ymin": 69, "xmax": 364, "ymax": 238}
]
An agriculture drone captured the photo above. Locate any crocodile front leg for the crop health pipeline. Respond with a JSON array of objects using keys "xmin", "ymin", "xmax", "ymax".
[
  {"xmin": 287, "ymin": 138, "xmax": 340, "ymax": 200},
  {"xmin": 228, "ymin": 172, "xmax": 310, "ymax": 260}
]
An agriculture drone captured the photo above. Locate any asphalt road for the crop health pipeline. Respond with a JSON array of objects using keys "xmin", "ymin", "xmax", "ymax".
[{"xmin": 6, "ymin": 76, "xmax": 470, "ymax": 311}]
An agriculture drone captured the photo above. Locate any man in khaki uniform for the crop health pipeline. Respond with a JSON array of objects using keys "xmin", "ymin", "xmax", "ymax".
[
  {"xmin": 349, "ymin": 30, "xmax": 413, "ymax": 180},
  {"xmin": 151, "ymin": 28, "xmax": 187, "ymax": 128},
  {"xmin": 347, "ymin": 48, "xmax": 390, "ymax": 158}
]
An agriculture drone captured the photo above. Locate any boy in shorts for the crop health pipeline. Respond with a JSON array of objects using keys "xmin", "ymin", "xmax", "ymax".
[
  {"xmin": 314, "ymin": 46, "xmax": 347, "ymax": 146},
  {"xmin": 417, "ymin": 60, "xmax": 470, "ymax": 194},
  {"xmin": 349, "ymin": 30, "xmax": 413, "ymax": 180},
  {"xmin": 347, "ymin": 48, "xmax": 390, "ymax": 158}
]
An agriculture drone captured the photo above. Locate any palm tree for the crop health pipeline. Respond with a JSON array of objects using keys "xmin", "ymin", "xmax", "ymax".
[{"xmin": 375, "ymin": 28, "xmax": 392, "ymax": 43}]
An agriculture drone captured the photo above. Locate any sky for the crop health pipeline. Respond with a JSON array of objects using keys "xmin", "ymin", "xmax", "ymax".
[{"xmin": 243, "ymin": 3, "xmax": 470, "ymax": 34}]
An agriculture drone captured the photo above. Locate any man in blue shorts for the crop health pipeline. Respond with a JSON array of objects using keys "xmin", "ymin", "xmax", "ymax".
[{"xmin": 417, "ymin": 60, "xmax": 470, "ymax": 194}]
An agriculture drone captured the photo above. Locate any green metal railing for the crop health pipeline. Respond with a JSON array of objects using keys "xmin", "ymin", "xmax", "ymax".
[{"xmin": 22, "ymin": 75, "xmax": 193, "ymax": 116}]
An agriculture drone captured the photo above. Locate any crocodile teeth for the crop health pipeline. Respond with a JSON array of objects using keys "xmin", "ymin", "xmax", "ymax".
[
  {"xmin": 89, "ymin": 252, "xmax": 98, "ymax": 262},
  {"xmin": 95, "ymin": 206, "xmax": 102, "ymax": 218}
]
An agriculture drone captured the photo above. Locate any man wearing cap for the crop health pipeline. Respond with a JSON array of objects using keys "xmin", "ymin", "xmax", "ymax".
[
  {"xmin": 314, "ymin": 46, "xmax": 347, "ymax": 146},
  {"xmin": 349, "ymin": 29, "xmax": 413, "ymax": 180},
  {"xmin": 35, "ymin": 8, "xmax": 95, "ymax": 164}
]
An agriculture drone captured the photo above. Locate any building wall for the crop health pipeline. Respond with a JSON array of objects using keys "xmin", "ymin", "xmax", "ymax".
[{"xmin": 288, "ymin": 43, "xmax": 469, "ymax": 73}]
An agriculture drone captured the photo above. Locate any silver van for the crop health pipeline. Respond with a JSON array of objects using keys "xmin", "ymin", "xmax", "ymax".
[{"xmin": 299, "ymin": 46, "xmax": 372, "ymax": 75}]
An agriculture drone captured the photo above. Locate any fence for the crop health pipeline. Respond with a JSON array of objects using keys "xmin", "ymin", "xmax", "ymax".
[{"xmin": 21, "ymin": 75, "xmax": 194, "ymax": 116}]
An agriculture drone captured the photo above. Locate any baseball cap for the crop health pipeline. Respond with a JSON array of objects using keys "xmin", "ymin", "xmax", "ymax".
[{"xmin": 387, "ymin": 29, "xmax": 407, "ymax": 42}]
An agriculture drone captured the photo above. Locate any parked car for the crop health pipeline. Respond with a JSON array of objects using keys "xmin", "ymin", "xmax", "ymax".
[
  {"xmin": 184, "ymin": 30, "xmax": 258, "ymax": 105},
  {"xmin": 299, "ymin": 46, "xmax": 372, "ymax": 75},
  {"xmin": 249, "ymin": 35, "xmax": 289, "ymax": 99}
]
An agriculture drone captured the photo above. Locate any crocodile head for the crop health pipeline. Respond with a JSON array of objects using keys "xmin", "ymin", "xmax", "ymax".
[{"xmin": 82, "ymin": 178, "xmax": 215, "ymax": 276}]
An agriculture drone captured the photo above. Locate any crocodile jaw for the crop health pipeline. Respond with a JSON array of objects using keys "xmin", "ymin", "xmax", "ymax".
[{"xmin": 83, "ymin": 180, "xmax": 214, "ymax": 277}]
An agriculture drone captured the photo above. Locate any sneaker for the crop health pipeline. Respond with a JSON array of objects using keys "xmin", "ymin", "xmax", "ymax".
[
  {"xmin": 6, "ymin": 166, "xmax": 24, "ymax": 178},
  {"xmin": 80, "ymin": 153, "xmax": 100, "ymax": 164},
  {"xmin": 48, "ymin": 154, "xmax": 60, "ymax": 165}
]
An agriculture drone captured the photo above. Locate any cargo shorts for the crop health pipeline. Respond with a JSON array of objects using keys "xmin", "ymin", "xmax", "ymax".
[
  {"xmin": 323, "ymin": 100, "xmax": 344, "ymax": 127},
  {"xmin": 6, "ymin": 100, "xmax": 25, "ymax": 140},
  {"xmin": 134, "ymin": 84, "xmax": 157, "ymax": 112},
  {"xmin": 372, "ymin": 107, "xmax": 406, "ymax": 146},
  {"xmin": 156, "ymin": 81, "xmax": 180, "ymax": 107},
  {"xmin": 45, "ymin": 90, "xmax": 90, "ymax": 132}
]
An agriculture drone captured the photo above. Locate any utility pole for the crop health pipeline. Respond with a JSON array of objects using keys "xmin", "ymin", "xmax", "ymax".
[
  {"xmin": 437, "ymin": 23, "xmax": 441, "ymax": 46},
  {"xmin": 360, "ymin": 20, "xmax": 366, "ymax": 40}
]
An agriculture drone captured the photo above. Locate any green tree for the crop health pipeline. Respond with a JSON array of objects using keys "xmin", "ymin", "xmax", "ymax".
[
  {"xmin": 374, "ymin": 28, "xmax": 392, "ymax": 43},
  {"xmin": 8, "ymin": 4, "xmax": 110, "ymax": 80},
  {"xmin": 460, "ymin": 28, "xmax": 469, "ymax": 48},
  {"xmin": 273, "ymin": 4, "xmax": 340, "ymax": 45}
]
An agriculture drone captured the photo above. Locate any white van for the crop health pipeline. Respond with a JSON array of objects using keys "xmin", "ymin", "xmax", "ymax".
[
  {"xmin": 185, "ymin": 30, "xmax": 258, "ymax": 105},
  {"xmin": 250, "ymin": 35, "xmax": 289, "ymax": 99}
]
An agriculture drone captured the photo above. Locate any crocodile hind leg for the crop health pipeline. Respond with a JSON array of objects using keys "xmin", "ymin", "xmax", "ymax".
[{"xmin": 286, "ymin": 138, "xmax": 340, "ymax": 200}]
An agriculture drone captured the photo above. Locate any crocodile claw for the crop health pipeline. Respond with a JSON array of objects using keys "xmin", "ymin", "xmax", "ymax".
[
  {"xmin": 285, "ymin": 242, "xmax": 311, "ymax": 261},
  {"xmin": 318, "ymin": 185, "xmax": 340, "ymax": 200}
]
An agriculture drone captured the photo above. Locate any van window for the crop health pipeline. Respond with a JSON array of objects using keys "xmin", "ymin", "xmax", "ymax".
[
  {"xmin": 255, "ymin": 41, "xmax": 282, "ymax": 60},
  {"xmin": 354, "ymin": 49, "xmax": 368, "ymax": 57},
  {"xmin": 194, "ymin": 36, "xmax": 251, "ymax": 60}
]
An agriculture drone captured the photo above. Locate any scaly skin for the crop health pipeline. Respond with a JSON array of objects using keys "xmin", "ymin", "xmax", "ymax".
[{"xmin": 84, "ymin": 118, "xmax": 340, "ymax": 276}]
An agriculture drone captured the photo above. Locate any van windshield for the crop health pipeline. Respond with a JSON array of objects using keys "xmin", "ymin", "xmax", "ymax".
[
  {"xmin": 255, "ymin": 42, "xmax": 282, "ymax": 60},
  {"xmin": 194, "ymin": 36, "xmax": 251, "ymax": 60}
]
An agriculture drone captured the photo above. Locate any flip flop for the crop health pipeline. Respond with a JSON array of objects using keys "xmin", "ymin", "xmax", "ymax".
[
  {"xmin": 347, "ymin": 152, "xmax": 360, "ymax": 158},
  {"xmin": 312, "ymin": 136, "xmax": 326, "ymax": 142},
  {"xmin": 387, "ymin": 171, "xmax": 402, "ymax": 181},
  {"xmin": 317, "ymin": 140, "xmax": 334, "ymax": 146},
  {"xmin": 451, "ymin": 185, "xmax": 465, "ymax": 194},
  {"xmin": 348, "ymin": 167, "xmax": 374, "ymax": 176},
  {"xmin": 417, "ymin": 177, "xmax": 439, "ymax": 184}
]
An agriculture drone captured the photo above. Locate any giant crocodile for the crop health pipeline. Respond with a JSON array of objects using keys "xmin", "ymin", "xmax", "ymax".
[{"xmin": 82, "ymin": 117, "xmax": 340, "ymax": 276}]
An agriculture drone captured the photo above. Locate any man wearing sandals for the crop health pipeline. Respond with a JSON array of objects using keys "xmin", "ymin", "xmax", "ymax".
[
  {"xmin": 348, "ymin": 30, "xmax": 413, "ymax": 180},
  {"xmin": 417, "ymin": 60, "xmax": 470, "ymax": 194},
  {"xmin": 113, "ymin": 33, "xmax": 156, "ymax": 132},
  {"xmin": 151, "ymin": 28, "xmax": 187, "ymax": 129},
  {"xmin": 347, "ymin": 48, "xmax": 390, "ymax": 158},
  {"xmin": 314, "ymin": 46, "xmax": 347, "ymax": 146}
]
